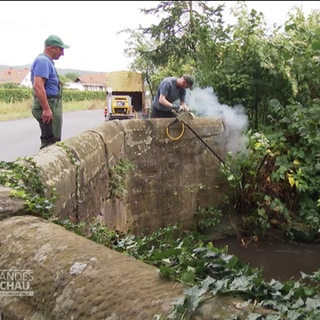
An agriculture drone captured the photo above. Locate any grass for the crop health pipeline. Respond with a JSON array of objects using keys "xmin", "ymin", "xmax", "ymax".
[{"xmin": 0, "ymin": 99, "xmax": 105, "ymax": 121}]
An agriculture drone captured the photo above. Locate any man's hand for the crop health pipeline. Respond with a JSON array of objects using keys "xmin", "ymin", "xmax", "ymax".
[
  {"xmin": 182, "ymin": 105, "xmax": 190, "ymax": 112},
  {"xmin": 172, "ymin": 102, "xmax": 181, "ymax": 112},
  {"xmin": 181, "ymin": 105, "xmax": 195, "ymax": 119},
  {"xmin": 42, "ymin": 108, "xmax": 53, "ymax": 124}
]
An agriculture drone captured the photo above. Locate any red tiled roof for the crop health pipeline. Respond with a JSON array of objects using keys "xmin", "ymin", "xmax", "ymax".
[
  {"xmin": 0, "ymin": 68, "xmax": 30, "ymax": 84},
  {"xmin": 78, "ymin": 73, "xmax": 107, "ymax": 85}
]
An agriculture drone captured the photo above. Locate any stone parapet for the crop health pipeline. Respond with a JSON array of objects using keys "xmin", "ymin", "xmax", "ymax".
[
  {"xmin": 11, "ymin": 118, "xmax": 226, "ymax": 234},
  {"xmin": 0, "ymin": 215, "xmax": 185, "ymax": 319}
]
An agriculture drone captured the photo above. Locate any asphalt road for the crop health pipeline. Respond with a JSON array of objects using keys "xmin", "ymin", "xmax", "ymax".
[{"xmin": 0, "ymin": 109, "xmax": 106, "ymax": 162}]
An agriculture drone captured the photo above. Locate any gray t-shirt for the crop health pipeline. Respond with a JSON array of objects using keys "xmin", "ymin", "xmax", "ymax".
[{"xmin": 152, "ymin": 77, "xmax": 186, "ymax": 111}]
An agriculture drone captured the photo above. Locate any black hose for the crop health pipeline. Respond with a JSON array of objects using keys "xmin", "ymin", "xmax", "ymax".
[{"xmin": 183, "ymin": 121, "xmax": 225, "ymax": 164}]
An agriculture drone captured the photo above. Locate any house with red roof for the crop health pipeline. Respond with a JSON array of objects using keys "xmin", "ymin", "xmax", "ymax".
[{"xmin": 0, "ymin": 68, "xmax": 31, "ymax": 87}]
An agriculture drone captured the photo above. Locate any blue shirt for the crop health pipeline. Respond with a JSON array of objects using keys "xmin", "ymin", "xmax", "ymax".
[
  {"xmin": 152, "ymin": 77, "xmax": 186, "ymax": 111},
  {"xmin": 31, "ymin": 54, "xmax": 59, "ymax": 96}
]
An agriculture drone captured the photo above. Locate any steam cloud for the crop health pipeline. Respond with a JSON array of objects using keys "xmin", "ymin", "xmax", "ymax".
[{"xmin": 187, "ymin": 87, "xmax": 249, "ymax": 155}]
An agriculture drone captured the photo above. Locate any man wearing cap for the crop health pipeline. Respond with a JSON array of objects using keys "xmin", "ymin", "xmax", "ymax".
[
  {"xmin": 151, "ymin": 74, "xmax": 194, "ymax": 118},
  {"xmin": 31, "ymin": 35, "xmax": 69, "ymax": 149}
]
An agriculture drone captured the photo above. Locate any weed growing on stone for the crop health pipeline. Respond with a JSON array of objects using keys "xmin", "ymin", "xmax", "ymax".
[
  {"xmin": 0, "ymin": 158, "xmax": 57, "ymax": 218},
  {"xmin": 109, "ymin": 159, "xmax": 135, "ymax": 199}
]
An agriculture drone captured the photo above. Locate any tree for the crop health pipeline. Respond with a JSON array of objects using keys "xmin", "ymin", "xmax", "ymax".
[
  {"xmin": 123, "ymin": 1, "xmax": 320, "ymax": 130},
  {"xmin": 64, "ymin": 72, "xmax": 80, "ymax": 81},
  {"xmin": 122, "ymin": 1, "xmax": 226, "ymax": 98}
]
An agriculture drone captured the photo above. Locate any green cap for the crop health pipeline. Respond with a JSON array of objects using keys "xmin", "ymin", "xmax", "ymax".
[
  {"xmin": 44, "ymin": 35, "xmax": 70, "ymax": 48},
  {"xmin": 183, "ymin": 74, "xmax": 194, "ymax": 90}
]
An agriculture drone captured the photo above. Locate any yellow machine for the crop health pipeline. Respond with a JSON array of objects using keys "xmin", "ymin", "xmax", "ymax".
[
  {"xmin": 104, "ymin": 71, "xmax": 146, "ymax": 120},
  {"xmin": 104, "ymin": 94, "xmax": 136, "ymax": 120}
]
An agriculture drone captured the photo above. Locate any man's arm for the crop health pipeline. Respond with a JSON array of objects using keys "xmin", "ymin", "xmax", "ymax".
[
  {"xmin": 33, "ymin": 76, "xmax": 53, "ymax": 123},
  {"xmin": 159, "ymin": 94, "xmax": 174, "ymax": 109}
]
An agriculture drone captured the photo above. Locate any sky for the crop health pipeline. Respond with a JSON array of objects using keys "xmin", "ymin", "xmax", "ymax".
[{"xmin": 1, "ymin": 1, "xmax": 319, "ymax": 73}]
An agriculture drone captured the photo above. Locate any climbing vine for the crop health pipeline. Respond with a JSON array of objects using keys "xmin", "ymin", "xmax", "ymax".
[
  {"xmin": 0, "ymin": 158, "xmax": 57, "ymax": 219},
  {"xmin": 108, "ymin": 158, "xmax": 135, "ymax": 199},
  {"xmin": 56, "ymin": 141, "xmax": 79, "ymax": 165}
]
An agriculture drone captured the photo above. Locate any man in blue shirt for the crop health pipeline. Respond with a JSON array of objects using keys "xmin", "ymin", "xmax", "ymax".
[
  {"xmin": 151, "ymin": 74, "xmax": 194, "ymax": 118},
  {"xmin": 31, "ymin": 35, "xmax": 69, "ymax": 149}
]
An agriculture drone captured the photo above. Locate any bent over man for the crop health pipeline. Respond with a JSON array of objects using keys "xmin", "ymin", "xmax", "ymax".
[{"xmin": 151, "ymin": 74, "xmax": 194, "ymax": 118}]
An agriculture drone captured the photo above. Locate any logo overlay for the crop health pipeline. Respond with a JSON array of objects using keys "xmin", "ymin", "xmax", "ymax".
[{"xmin": 0, "ymin": 270, "xmax": 34, "ymax": 296}]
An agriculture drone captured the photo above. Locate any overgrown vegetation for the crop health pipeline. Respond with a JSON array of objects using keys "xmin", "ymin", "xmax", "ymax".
[
  {"xmin": 0, "ymin": 158, "xmax": 56, "ymax": 219},
  {"xmin": 108, "ymin": 159, "xmax": 135, "ymax": 199},
  {"xmin": 216, "ymin": 100, "xmax": 320, "ymax": 242},
  {"xmin": 119, "ymin": 226, "xmax": 320, "ymax": 319},
  {"xmin": 54, "ymin": 221, "xmax": 320, "ymax": 319},
  {"xmin": 55, "ymin": 218, "xmax": 120, "ymax": 247}
]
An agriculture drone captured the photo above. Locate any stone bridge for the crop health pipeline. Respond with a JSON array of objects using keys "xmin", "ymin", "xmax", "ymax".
[{"xmin": 0, "ymin": 118, "xmax": 250, "ymax": 319}]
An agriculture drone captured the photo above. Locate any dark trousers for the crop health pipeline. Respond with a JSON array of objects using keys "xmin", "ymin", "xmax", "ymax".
[
  {"xmin": 32, "ymin": 97, "xmax": 63, "ymax": 149},
  {"xmin": 151, "ymin": 106, "xmax": 175, "ymax": 118},
  {"xmin": 36, "ymin": 120, "xmax": 60, "ymax": 149}
]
